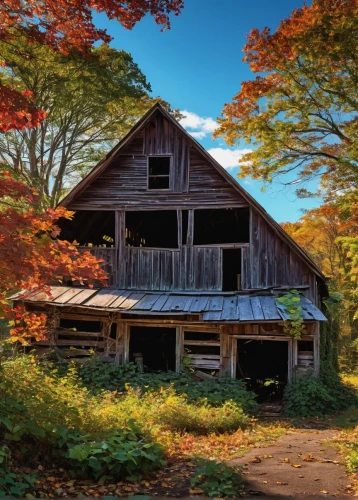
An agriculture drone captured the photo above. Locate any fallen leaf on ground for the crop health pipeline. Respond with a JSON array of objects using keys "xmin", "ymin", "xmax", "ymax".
[
  {"xmin": 292, "ymin": 464, "xmax": 302, "ymax": 468},
  {"xmin": 303, "ymin": 455, "xmax": 316, "ymax": 462},
  {"xmin": 279, "ymin": 458, "xmax": 290, "ymax": 463},
  {"xmin": 262, "ymin": 454, "xmax": 273, "ymax": 459},
  {"xmin": 320, "ymin": 490, "xmax": 329, "ymax": 494},
  {"xmin": 276, "ymin": 482, "xmax": 288, "ymax": 485},
  {"xmin": 249, "ymin": 457, "xmax": 262, "ymax": 463},
  {"xmin": 189, "ymin": 488, "xmax": 203, "ymax": 494}
]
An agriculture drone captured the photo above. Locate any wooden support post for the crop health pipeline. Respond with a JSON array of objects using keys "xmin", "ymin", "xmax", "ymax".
[
  {"xmin": 114, "ymin": 322, "xmax": 126, "ymax": 365},
  {"xmin": 230, "ymin": 337, "xmax": 237, "ymax": 379},
  {"xmin": 313, "ymin": 322, "xmax": 320, "ymax": 377},
  {"xmin": 123, "ymin": 324, "xmax": 130, "ymax": 365},
  {"xmin": 220, "ymin": 330, "xmax": 230, "ymax": 377},
  {"xmin": 177, "ymin": 210, "xmax": 182, "ymax": 249},
  {"xmin": 287, "ymin": 339, "xmax": 293, "ymax": 384},
  {"xmin": 175, "ymin": 326, "xmax": 183, "ymax": 373}
]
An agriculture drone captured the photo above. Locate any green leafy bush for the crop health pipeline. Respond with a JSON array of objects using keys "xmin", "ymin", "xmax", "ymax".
[
  {"xmin": 56, "ymin": 423, "xmax": 165, "ymax": 481},
  {"xmin": 191, "ymin": 460, "xmax": 244, "ymax": 497},
  {"xmin": 284, "ymin": 366, "xmax": 357, "ymax": 417}
]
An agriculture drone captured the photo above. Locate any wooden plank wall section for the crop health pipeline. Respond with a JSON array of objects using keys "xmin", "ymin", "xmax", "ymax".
[
  {"xmin": 121, "ymin": 246, "xmax": 222, "ymax": 291},
  {"xmin": 249, "ymin": 209, "xmax": 317, "ymax": 302},
  {"xmin": 67, "ymin": 113, "xmax": 246, "ymax": 210}
]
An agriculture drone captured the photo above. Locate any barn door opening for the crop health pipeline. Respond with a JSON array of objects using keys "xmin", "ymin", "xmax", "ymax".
[
  {"xmin": 236, "ymin": 339, "xmax": 288, "ymax": 402},
  {"xmin": 129, "ymin": 326, "xmax": 176, "ymax": 372}
]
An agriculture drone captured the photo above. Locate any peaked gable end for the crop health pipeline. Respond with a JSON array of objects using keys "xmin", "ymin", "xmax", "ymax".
[{"xmin": 65, "ymin": 109, "xmax": 247, "ymax": 210}]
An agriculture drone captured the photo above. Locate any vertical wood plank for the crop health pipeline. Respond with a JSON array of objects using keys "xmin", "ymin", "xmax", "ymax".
[
  {"xmin": 220, "ymin": 330, "xmax": 230, "ymax": 377},
  {"xmin": 231, "ymin": 337, "xmax": 237, "ymax": 378},
  {"xmin": 175, "ymin": 326, "xmax": 183, "ymax": 373},
  {"xmin": 314, "ymin": 322, "xmax": 320, "ymax": 377},
  {"xmin": 288, "ymin": 339, "xmax": 293, "ymax": 384},
  {"xmin": 187, "ymin": 210, "xmax": 194, "ymax": 246},
  {"xmin": 123, "ymin": 324, "xmax": 130, "ymax": 364},
  {"xmin": 177, "ymin": 210, "xmax": 182, "ymax": 249}
]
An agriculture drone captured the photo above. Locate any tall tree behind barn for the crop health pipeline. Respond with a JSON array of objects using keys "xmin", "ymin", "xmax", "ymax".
[{"xmin": 13, "ymin": 104, "xmax": 328, "ymax": 399}]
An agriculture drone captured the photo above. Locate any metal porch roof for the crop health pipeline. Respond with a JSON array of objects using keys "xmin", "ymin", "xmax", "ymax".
[{"xmin": 11, "ymin": 287, "xmax": 327, "ymax": 322}]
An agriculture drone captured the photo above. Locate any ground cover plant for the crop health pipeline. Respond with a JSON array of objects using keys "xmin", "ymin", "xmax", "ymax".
[{"xmin": 0, "ymin": 354, "xmax": 276, "ymax": 497}]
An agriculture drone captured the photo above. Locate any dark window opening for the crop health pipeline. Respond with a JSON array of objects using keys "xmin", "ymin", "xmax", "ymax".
[
  {"xmin": 182, "ymin": 210, "xmax": 189, "ymax": 245},
  {"xmin": 237, "ymin": 340, "xmax": 288, "ymax": 402},
  {"xmin": 148, "ymin": 156, "xmax": 171, "ymax": 190},
  {"xmin": 129, "ymin": 326, "xmax": 176, "ymax": 372},
  {"xmin": 59, "ymin": 319, "xmax": 102, "ymax": 333},
  {"xmin": 222, "ymin": 249, "xmax": 242, "ymax": 291},
  {"xmin": 58, "ymin": 210, "xmax": 115, "ymax": 247},
  {"xmin": 125, "ymin": 210, "xmax": 178, "ymax": 248},
  {"xmin": 193, "ymin": 208, "xmax": 250, "ymax": 245},
  {"xmin": 298, "ymin": 341, "xmax": 313, "ymax": 351}
]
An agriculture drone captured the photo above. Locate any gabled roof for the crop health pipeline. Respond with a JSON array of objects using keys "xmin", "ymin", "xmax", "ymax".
[{"xmin": 59, "ymin": 103, "xmax": 325, "ymax": 282}]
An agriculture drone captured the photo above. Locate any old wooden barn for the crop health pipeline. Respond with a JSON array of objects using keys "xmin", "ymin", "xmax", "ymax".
[{"xmin": 13, "ymin": 103, "xmax": 327, "ymax": 397}]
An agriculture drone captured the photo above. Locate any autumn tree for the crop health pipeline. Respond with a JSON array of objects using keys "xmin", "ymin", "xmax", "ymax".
[
  {"xmin": 0, "ymin": 41, "xmax": 153, "ymax": 207},
  {"xmin": 0, "ymin": 172, "xmax": 107, "ymax": 342},
  {"xmin": 0, "ymin": 0, "xmax": 183, "ymax": 132},
  {"xmin": 283, "ymin": 194, "xmax": 358, "ymax": 367},
  {"xmin": 215, "ymin": 0, "xmax": 358, "ymax": 195}
]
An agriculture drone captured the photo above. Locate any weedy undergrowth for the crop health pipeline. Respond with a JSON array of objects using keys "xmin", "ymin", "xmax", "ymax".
[{"xmin": 190, "ymin": 459, "xmax": 244, "ymax": 497}]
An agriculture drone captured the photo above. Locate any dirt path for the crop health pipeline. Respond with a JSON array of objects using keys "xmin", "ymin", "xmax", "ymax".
[{"xmin": 230, "ymin": 429, "xmax": 351, "ymax": 498}]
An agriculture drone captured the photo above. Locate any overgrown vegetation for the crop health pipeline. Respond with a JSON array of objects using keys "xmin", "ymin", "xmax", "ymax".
[
  {"xmin": 76, "ymin": 357, "xmax": 258, "ymax": 413},
  {"xmin": 276, "ymin": 290, "xmax": 306, "ymax": 339},
  {"xmin": 284, "ymin": 365, "xmax": 357, "ymax": 417},
  {"xmin": 0, "ymin": 354, "xmax": 263, "ymax": 497}
]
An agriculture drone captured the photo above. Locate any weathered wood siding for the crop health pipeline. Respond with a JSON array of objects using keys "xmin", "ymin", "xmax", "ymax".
[
  {"xmin": 68, "ymin": 114, "xmax": 246, "ymax": 210},
  {"xmin": 243, "ymin": 209, "xmax": 317, "ymax": 302},
  {"xmin": 118, "ymin": 246, "xmax": 222, "ymax": 291}
]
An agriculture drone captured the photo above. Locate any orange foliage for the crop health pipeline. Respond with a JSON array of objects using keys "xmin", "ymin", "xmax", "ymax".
[{"xmin": 0, "ymin": 171, "xmax": 108, "ymax": 342}]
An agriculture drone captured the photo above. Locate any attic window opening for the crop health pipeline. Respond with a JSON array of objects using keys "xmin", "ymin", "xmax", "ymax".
[{"xmin": 148, "ymin": 156, "xmax": 171, "ymax": 190}]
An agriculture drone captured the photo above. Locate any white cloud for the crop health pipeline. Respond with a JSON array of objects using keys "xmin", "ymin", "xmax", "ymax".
[
  {"xmin": 207, "ymin": 147, "xmax": 252, "ymax": 169},
  {"xmin": 179, "ymin": 110, "xmax": 219, "ymax": 139}
]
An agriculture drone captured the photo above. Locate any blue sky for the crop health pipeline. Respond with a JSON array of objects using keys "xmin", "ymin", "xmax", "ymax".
[{"xmin": 93, "ymin": 0, "xmax": 320, "ymax": 222}]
